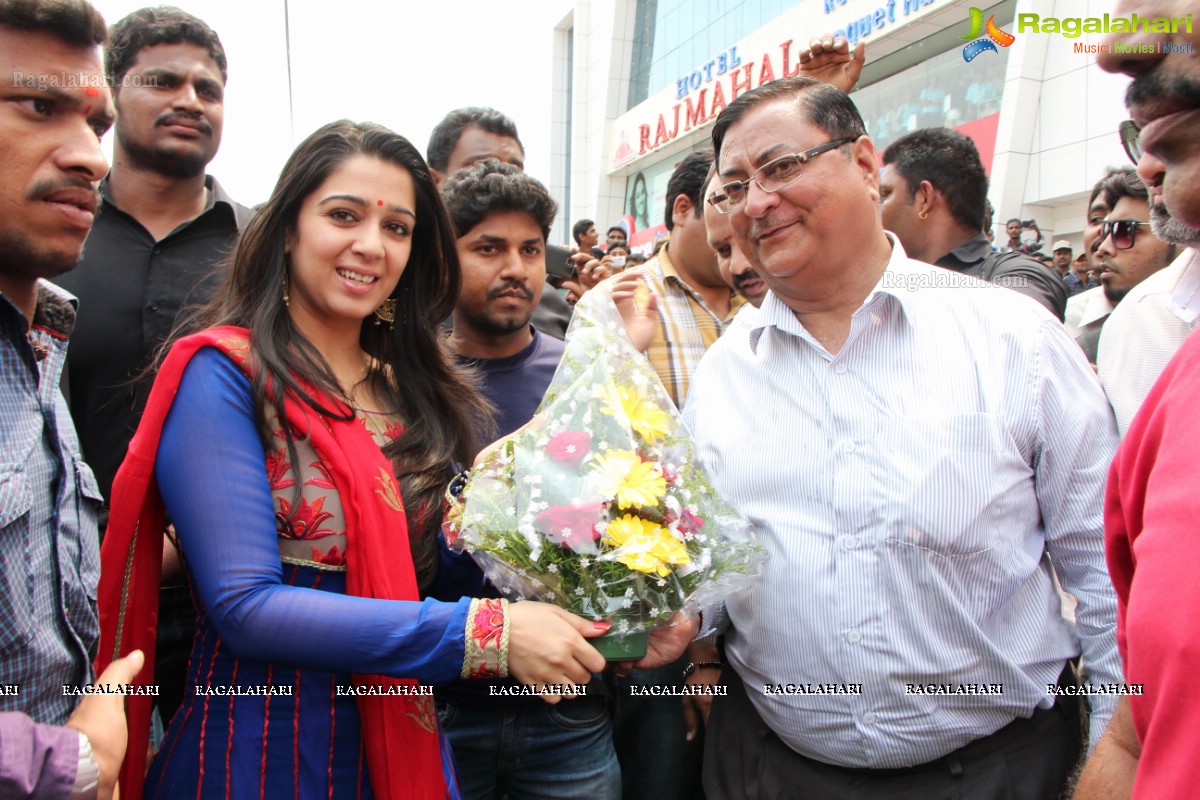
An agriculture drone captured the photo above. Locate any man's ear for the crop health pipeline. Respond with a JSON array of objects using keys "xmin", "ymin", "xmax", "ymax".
[
  {"xmin": 853, "ymin": 136, "xmax": 881, "ymax": 200},
  {"xmin": 672, "ymin": 192, "xmax": 695, "ymax": 228},
  {"xmin": 916, "ymin": 180, "xmax": 938, "ymax": 218},
  {"xmin": 430, "ymin": 168, "xmax": 446, "ymax": 188}
]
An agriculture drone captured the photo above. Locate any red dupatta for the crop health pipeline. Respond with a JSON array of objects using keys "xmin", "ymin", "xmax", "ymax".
[{"xmin": 95, "ymin": 326, "xmax": 449, "ymax": 799}]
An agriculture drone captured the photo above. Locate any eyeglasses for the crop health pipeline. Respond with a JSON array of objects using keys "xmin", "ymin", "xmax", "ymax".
[
  {"xmin": 1099, "ymin": 218, "xmax": 1148, "ymax": 250},
  {"xmin": 1118, "ymin": 120, "xmax": 1142, "ymax": 165},
  {"xmin": 708, "ymin": 137, "xmax": 856, "ymax": 214}
]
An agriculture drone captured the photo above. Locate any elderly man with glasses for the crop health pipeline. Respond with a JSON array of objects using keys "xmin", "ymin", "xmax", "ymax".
[{"xmin": 672, "ymin": 76, "xmax": 1122, "ymax": 800}]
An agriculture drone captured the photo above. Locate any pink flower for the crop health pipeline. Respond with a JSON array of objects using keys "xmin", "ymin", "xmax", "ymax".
[
  {"xmin": 534, "ymin": 501, "xmax": 605, "ymax": 552},
  {"xmin": 678, "ymin": 508, "xmax": 705, "ymax": 536},
  {"xmin": 546, "ymin": 431, "xmax": 592, "ymax": 469}
]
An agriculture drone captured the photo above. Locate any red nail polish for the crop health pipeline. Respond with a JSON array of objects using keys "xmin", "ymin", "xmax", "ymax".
[{"xmin": 592, "ymin": 621, "xmax": 611, "ymax": 633}]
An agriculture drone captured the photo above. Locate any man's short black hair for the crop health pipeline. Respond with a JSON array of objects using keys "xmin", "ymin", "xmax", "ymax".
[
  {"xmin": 0, "ymin": 0, "xmax": 106, "ymax": 47},
  {"xmin": 572, "ymin": 218, "xmax": 594, "ymax": 246},
  {"xmin": 440, "ymin": 160, "xmax": 557, "ymax": 242},
  {"xmin": 106, "ymin": 6, "xmax": 227, "ymax": 86},
  {"xmin": 1006, "ymin": 217, "xmax": 1022, "ymax": 227},
  {"xmin": 983, "ymin": 199, "xmax": 995, "ymax": 233},
  {"xmin": 712, "ymin": 77, "xmax": 866, "ymax": 172},
  {"xmin": 1089, "ymin": 165, "xmax": 1145, "ymax": 210},
  {"xmin": 882, "ymin": 128, "xmax": 989, "ymax": 232},
  {"xmin": 607, "ymin": 225, "xmax": 626, "ymax": 238},
  {"xmin": 427, "ymin": 107, "xmax": 523, "ymax": 172},
  {"xmin": 664, "ymin": 149, "xmax": 713, "ymax": 231}
]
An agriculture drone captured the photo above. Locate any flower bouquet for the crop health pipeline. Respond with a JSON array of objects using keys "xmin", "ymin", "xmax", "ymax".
[{"xmin": 444, "ymin": 296, "xmax": 763, "ymax": 660}]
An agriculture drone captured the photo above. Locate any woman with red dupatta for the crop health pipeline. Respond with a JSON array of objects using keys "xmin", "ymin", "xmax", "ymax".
[{"xmin": 95, "ymin": 121, "xmax": 609, "ymax": 799}]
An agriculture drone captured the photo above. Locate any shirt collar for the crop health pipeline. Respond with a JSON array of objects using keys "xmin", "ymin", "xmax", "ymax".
[
  {"xmin": 749, "ymin": 232, "xmax": 914, "ymax": 353},
  {"xmin": 1170, "ymin": 247, "xmax": 1200, "ymax": 325},
  {"xmin": 657, "ymin": 243, "xmax": 745, "ymax": 320},
  {"xmin": 100, "ymin": 173, "xmax": 236, "ymax": 217},
  {"xmin": 1074, "ymin": 286, "xmax": 1116, "ymax": 327},
  {"xmin": 0, "ymin": 280, "xmax": 78, "ymax": 339},
  {"xmin": 936, "ymin": 233, "xmax": 994, "ymax": 271}
]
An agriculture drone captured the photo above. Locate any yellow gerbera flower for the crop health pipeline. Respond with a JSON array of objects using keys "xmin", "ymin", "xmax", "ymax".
[
  {"xmin": 602, "ymin": 385, "xmax": 672, "ymax": 442},
  {"xmin": 604, "ymin": 515, "xmax": 691, "ymax": 576},
  {"xmin": 591, "ymin": 450, "xmax": 666, "ymax": 509},
  {"xmin": 614, "ymin": 459, "xmax": 666, "ymax": 509},
  {"xmin": 649, "ymin": 531, "xmax": 691, "ymax": 570}
]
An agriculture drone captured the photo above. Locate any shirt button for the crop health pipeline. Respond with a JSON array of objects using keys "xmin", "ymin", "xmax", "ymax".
[
  {"xmin": 834, "ymin": 363, "xmax": 848, "ymax": 375},
  {"xmin": 148, "ymin": 303, "xmax": 159, "ymax": 312},
  {"xmin": 863, "ymin": 712, "xmax": 878, "ymax": 725},
  {"xmin": 841, "ymin": 535, "xmax": 858, "ymax": 550},
  {"xmin": 152, "ymin": 246, "xmax": 161, "ymax": 254},
  {"xmin": 847, "ymin": 630, "xmax": 862, "ymax": 643},
  {"xmin": 843, "ymin": 441, "xmax": 856, "ymax": 453}
]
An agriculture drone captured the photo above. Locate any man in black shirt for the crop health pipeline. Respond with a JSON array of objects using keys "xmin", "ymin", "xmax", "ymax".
[
  {"xmin": 879, "ymin": 128, "xmax": 1067, "ymax": 320},
  {"xmin": 55, "ymin": 6, "xmax": 250, "ymax": 725}
]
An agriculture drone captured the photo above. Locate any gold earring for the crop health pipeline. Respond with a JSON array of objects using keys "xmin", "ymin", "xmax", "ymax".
[
  {"xmin": 373, "ymin": 297, "xmax": 397, "ymax": 328},
  {"xmin": 282, "ymin": 274, "xmax": 290, "ymax": 306},
  {"xmin": 919, "ymin": 210, "xmax": 929, "ymax": 220}
]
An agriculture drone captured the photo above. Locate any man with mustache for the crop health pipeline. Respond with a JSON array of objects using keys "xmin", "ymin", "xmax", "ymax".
[
  {"xmin": 1096, "ymin": 151, "xmax": 1200, "ymax": 436},
  {"xmin": 427, "ymin": 106, "xmax": 577, "ymax": 340},
  {"xmin": 436, "ymin": 161, "xmax": 622, "ymax": 800},
  {"xmin": 704, "ymin": 170, "xmax": 766, "ymax": 308},
  {"xmin": 55, "ymin": 6, "xmax": 251, "ymax": 727},
  {"xmin": 1070, "ymin": 4, "xmax": 1200, "ymax": 797},
  {"xmin": 0, "ymin": 0, "xmax": 147, "ymax": 796},
  {"xmin": 1064, "ymin": 169, "xmax": 1174, "ymax": 365},
  {"xmin": 684, "ymin": 76, "xmax": 1120, "ymax": 799}
]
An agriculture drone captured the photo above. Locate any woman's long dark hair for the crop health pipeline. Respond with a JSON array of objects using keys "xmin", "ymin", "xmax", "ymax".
[{"xmin": 189, "ymin": 120, "xmax": 491, "ymax": 588}]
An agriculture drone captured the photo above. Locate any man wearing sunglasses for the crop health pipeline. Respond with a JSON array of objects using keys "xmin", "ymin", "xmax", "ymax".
[
  {"xmin": 1095, "ymin": 152, "xmax": 1200, "ymax": 437},
  {"xmin": 1065, "ymin": 170, "xmax": 1174, "ymax": 364},
  {"xmin": 684, "ymin": 76, "xmax": 1119, "ymax": 800}
]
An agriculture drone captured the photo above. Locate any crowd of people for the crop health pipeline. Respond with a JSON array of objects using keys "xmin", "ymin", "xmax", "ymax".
[{"xmin": 2, "ymin": 0, "xmax": 1199, "ymax": 798}]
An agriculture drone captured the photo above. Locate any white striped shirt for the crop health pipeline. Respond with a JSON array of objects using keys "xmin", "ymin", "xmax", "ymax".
[{"xmin": 684, "ymin": 240, "xmax": 1121, "ymax": 768}]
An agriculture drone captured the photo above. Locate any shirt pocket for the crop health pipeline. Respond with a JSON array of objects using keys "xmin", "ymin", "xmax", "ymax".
[
  {"xmin": 0, "ymin": 466, "xmax": 34, "ymax": 652},
  {"xmin": 877, "ymin": 413, "xmax": 1007, "ymax": 557},
  {"xmin": 71, "ymin": 457, "xmax": 102, "ymax": 630}
]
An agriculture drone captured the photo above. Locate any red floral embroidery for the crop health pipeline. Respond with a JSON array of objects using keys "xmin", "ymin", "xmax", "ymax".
[
  {"xmin": 265, "ymin": 449, "xmax": 295, "ymax": 490},
  {"xmin": 276, "ymin": 495, "xmax": 338, "ymax": 539},
  {"xmin": 473, "ymin": 603, "xmax": 505, "ymax": 649},
  {"xmin": 382, "ymin": 420, "xmax": 406, "ymax": 441},
  {"xmin": 309, "ymin": 544, "xmax": 347, "ymax": 566},
  {"xmin": 306, "ymin": 460, "xmax": 335, "ymax": 489},
  {"xmin": 462, "ymin": 598, "xmax": 507, "ymax": 679}
]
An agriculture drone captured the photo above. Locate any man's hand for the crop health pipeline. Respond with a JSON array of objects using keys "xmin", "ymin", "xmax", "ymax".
[
  {"xmin": 66, "ymin": 650, "xmax": 145, "ymax": 800},
  {"xmin": 609, "ymin": 270, "xmax": 658, "ymax": 353},
  {"xmin": 798, "ymin": 35, "xmax": 866, "ymax": 93},
  {"xmin": 612, "ymin": 613, "xmax": 698, "ymax": 677},
  {"xmin": 682, "ymin": 640, "xmax": 722, "ymax": 741},
  {"xmin": 1072, "ymin": 696, "xmax": 1140, "ymax": 799}
]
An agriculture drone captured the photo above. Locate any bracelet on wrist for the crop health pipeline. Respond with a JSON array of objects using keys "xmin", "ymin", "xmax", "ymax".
[
  {"xmin": 445, "ymin": 469, "xmax": 470, "ymax": 504},
  {"xmin": 683, "ymin": 661, "xmax": 724, "ymax": 680}
]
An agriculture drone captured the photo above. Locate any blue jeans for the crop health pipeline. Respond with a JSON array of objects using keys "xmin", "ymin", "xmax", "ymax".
[
  {"xmin": 609, "ymin": 658, "xmax": 705, "ymax": 800},
  {"xmin": 438, "ymin": 695, "xmax": 620, "ymax": 800}
]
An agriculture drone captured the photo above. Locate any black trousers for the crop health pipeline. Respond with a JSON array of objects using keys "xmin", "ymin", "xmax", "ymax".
[{"xmin": 703, "ymin": 667, "xmax": 1084, "ymax": 800}]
